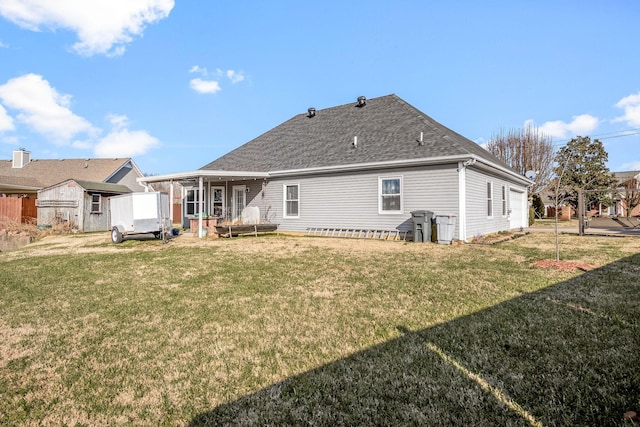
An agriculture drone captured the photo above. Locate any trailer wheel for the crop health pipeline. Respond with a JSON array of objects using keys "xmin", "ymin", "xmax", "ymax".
[{"xmin": 111, "ymin": 227, "xmax": 123, "ymax": 244}]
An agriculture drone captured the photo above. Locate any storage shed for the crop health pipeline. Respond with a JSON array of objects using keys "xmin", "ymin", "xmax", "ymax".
[{"xmin": 36, "ymin": 179, "xmax": 131, "ymax": 232}]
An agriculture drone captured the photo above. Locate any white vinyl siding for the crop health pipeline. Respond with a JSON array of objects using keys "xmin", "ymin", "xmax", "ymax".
[
  {"xmin": 379, "ymin": 176, "xmax": 402, "ymax": 214},
  {"xmin": 466, "ymin": 168, "xmax": 526, "ymax": 237},
  {"xmin": 256, "ymin": 165, "xmax": 459, "ymax": 235},
  {"xmin": 283, "ymin": 184, "xmax": 299, "ymax": 218}
]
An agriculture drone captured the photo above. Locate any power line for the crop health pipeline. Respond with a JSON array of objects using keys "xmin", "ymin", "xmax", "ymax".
[{"xmin": 550, "ymin": 128, "xmax": 640, "ymax": 147}]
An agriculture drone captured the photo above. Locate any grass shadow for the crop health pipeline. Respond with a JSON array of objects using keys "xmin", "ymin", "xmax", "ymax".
[{"xmin": 189, "ymin": 253, "xmax": 640, "ymax": 426}]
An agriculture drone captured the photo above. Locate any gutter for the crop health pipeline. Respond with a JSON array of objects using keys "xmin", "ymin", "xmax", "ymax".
[
  {"xmin": 137, "ymin": 170, "xmax": 269, "ymax": 184},
  {"xmin": 269, "ymin": 154, "xmax": 535, "ymax": 186},
  {"xmin": 136, "ymin": 155, "xmax": 534, "ymax": 187}
]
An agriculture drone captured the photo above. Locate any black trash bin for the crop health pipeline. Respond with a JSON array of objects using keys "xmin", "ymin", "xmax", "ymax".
[{"xmin": 411, "ymin": 210, "xmax": 434, "ymax": 242}]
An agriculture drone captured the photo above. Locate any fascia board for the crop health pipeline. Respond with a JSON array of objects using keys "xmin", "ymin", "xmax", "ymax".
[{"xmin": 137, "ymin": 170, "xmax": 269, "ymax": 184}]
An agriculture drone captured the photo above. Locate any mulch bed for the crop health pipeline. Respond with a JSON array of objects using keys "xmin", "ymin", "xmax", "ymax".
[{"xmin": 532, "ymin": 259, "xmax": 595, "ymax": 272}]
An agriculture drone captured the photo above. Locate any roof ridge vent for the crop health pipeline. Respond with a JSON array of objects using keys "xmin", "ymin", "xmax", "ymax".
[
  {"xmin": 307, "ymin": 107, "xmax": 316, "ymax": 118},
  {"xmin": 356, "ymin": 96, "xmax": 366, "ymax": 107}
]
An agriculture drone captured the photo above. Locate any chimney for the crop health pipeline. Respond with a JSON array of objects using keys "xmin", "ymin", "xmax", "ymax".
[{"xmin": 12, "ymin": 148, "xmax": 31, "ymax": 168}]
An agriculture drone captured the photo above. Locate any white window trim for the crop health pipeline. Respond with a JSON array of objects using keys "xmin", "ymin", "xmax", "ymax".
[
  {"xmin": 501, "ymin": 185, "xmax": 507, "ymax": 217},
  {"xmin": 211, "ymin": 186, "xmax": 225, "ymax": 218},
  {"xmin": 487, "ymin": 181, "xmax": 494, "ymax": 218},
  {"xmin": 378, "ymin": 176, "xmax": 403, "ymax": 214},
  {"xmin": 283, "ymin": 183, "xmax": 300, "ymax": 219},
  {"xmin": 184, "ymin": 187, "xmax": 202, "ymax": 217}
]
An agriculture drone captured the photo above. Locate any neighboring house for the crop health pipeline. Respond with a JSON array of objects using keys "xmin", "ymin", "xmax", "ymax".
[
  {"xmin": 37, "ymin": 179, "xmax": 131, "ymax": 232},
  {"xmin": 0, "ymin": 149, "xmax": 146, "ymax": 224},
  {"xmin": 138, "ymin": 94, "xmax": 533, "ymax": 241},
  {"xmin": 611, "ymin": 170, "xmax": 640, "ymax": 217}
]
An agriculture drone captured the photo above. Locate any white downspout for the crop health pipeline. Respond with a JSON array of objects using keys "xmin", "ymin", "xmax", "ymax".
[
  {"xmin": 458, "ymin": 161, "xmax": 467, "ymax": 242},
  {"xmin": 198, "ymin": 176, "xmax": 204, "ymax": 238}
]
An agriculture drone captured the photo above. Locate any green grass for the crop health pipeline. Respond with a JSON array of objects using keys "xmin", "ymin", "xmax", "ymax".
[{"xmin": 1, "ymin": 233, "xmax": 639, "ymax": 426}]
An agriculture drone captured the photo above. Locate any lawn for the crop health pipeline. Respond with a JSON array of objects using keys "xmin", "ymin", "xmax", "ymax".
[{"xmin": 1, "ymin": 233, "xmax": 639, "ymax": 426}]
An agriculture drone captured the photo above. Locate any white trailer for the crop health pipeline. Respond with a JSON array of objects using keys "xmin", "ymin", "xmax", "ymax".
[{"xmin": 109, "ymin": 192, "xmax": 171, "ymax": 243}]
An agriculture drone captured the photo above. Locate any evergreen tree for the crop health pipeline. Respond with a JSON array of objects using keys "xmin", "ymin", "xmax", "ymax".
[{"xmin": 553, "ymin": 136, "xmax": 616, "ymax": 210}]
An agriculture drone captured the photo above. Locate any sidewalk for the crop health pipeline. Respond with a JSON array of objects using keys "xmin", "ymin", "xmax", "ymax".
[{"xmin": 528, "ymin": 226, "xmax": 640, "ymax": 237}]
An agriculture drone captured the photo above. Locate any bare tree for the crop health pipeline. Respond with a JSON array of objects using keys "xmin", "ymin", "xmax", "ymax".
[
  {"xmin": 486, "ymin": 124, "xmax": 555, "ymax": 195},
  {"xmin": 619, "ymin": 176, "xmax": 640, "ymax": 218}
]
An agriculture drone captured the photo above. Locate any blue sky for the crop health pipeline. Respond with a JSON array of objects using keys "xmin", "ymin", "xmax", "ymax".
[{"xmin": 0, "ymin": 1, "xmax": 639, "ymax": 175}]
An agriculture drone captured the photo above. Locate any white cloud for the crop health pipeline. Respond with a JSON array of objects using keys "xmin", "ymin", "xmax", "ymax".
[
  {"xmin": 189, "ymin": 67, "xmax": 245, "ymax": 93},
  {"xmin": 0, "ymin": 104, "xmax": 14, "ymax": 131},
  {"xmin": 93, "ymin": 113, "xmax": 159, "ymax": 157},
  {"xmin": 190, "ymin": 78, "xmax": 221, "ymax": 94},
  {"xmin": 94, "ymin": 129, "xmax": 159, "ymax": 158},
  {"xmin": 189, "ymin": 65, "xmax": 208, "ymax": 75},
  {"xmin": 106, "ymin": 113, "xmax": 130, "ymax": 131},
  {"xmin": 0, "ymin": 74, "xmax": 160, "ymax": 158},
  {"xmin": 613, "ymin": 92, "xmax": 640, "ymax": 128},
  {"xmin": 0, "ymin": 0, "xmax": 174, "ymax": 56},
  {"xmin": 1, "ymin": 135, "xmax": 19, "ymax": 145},
  {"xmin": 226, "ymin": 69, "xmax": 245, "ymax": 84},
  {"xmin": 0, "ymin": 40, "xmax": 8, "ymax": 48},
  {"xmin": 0, "ymin": 73, "xmax": 96, "ymax": 143},
  {"xmin": 526, "ymin": 114, "xmax": 599, "ymax": 139},
  {"xmin": 620, "ymin": 161, "xmax": 640, "ymax": 171}
]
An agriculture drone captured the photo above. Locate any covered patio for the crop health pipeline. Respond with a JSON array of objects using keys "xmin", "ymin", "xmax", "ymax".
[{"xmin": 137, "ymin": 170, "xmax": 269, "ymax": 238}]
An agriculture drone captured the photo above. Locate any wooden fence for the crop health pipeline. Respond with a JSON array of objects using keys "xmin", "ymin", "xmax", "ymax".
[{"xmin": 0, "ymin": 197, "xmax": 37, "ymax": 225}]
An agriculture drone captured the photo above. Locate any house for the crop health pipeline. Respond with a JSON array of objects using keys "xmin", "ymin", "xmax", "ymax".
[
  {"xmin": 138, "ymin": 94, "xmax": 533, "ymax": 241},
  {"xmin": 0, "ymin": 149, "xmax": 146, "ymax": 224},
  {"xmin": 607, "ymin": 170, "xmax": 640, "ymax": 217}
]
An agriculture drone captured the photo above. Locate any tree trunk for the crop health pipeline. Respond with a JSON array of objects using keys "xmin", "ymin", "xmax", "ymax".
[{"xmin": 578, "ymin": 189, "xmax": 585, "ymax": 236}]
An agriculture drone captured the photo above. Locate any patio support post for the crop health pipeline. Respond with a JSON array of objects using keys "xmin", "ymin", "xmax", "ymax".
[
  {"xmin": 198, "ymin": 176, "xmax": 204, "ymax": 238},
  {"xmin": 169, "ymin": 179, "xmax": 174, "ymax": 225}
]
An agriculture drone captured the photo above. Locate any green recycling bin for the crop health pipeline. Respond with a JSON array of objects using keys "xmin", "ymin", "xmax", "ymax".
[{"xmin": 411, "ymin": 210, "xmax": 434, "ymax": 242}]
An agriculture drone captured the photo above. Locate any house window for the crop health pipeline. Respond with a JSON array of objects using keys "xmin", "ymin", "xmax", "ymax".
[
  {"xmin": 379, "ymin": 177, "xmax": 402, "ymax": 213},
  {"xmin": 487, "ymin": 182, "xmax": 493, "ymax": 217},
  {"xmin": 185, "ymin": 189, "xmax": 202, "ymax": 216},
  {"xmin": 502, "ymin": 185, "xmax": 507, "ymax": 216},
  {"xmin": 212, "ymin": 187, "xmax": 224, "ymax": 217},
  {"xmin": 91, "ymin": 194, "xmax": 101, "ymax": 213},
  {"xmin": 284, "ymin": 184, "xmax": 299, "ymax": 218}
]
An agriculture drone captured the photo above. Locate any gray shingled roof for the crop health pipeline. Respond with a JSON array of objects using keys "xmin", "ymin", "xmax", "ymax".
[
  {"xmin": 71, "ymin": 180, "xmax": 132, "ymax": 194},
  {"xmin": 0, "ymin": 157, "xmax": 135, "ymax": 189},
  {"xmin": 200, "ymin": 94, "xmax": 511, "ymax": 173}
]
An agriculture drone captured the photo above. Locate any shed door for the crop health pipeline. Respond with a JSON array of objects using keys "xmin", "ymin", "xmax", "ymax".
[{"xmin": 510, "ymin": 189, "xmax": 526, "ymax": 229}]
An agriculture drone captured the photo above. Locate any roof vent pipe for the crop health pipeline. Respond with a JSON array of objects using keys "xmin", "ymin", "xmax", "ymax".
[
  {"xmin": 352, "ymin": 136, "xmax": 358, "ymax": 148},
  {"xmin": 307, "ymin": 107, "xmax": 316, "ymax": 117},
  {"xmin": 356, "ymin": 96, "xmax": 366, "ymax": 107},
  {"xmin": 418, "ymin": 131, "xmax": 424, "ymax": 146}
]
